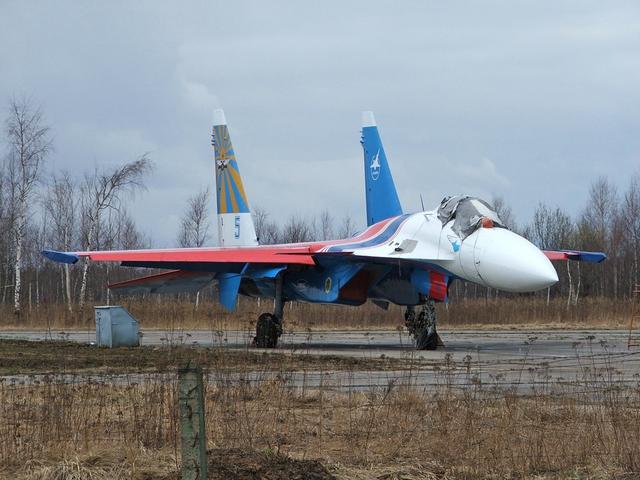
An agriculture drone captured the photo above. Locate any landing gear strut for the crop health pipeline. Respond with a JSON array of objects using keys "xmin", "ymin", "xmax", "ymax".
[
  {"xmin": 255, "ymin": 274, "xmax": 284, "ymax": 348},
  {"xmin": 404, "ymin": 299, "xmax": 441, "ymax": 350}
]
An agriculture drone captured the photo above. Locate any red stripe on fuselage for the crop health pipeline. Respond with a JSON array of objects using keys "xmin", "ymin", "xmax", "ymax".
[
  {"xmin": 315, "ymin": 216, "xmax": 400, "ymax": 252},
  {"xmin": 429, "ymin": 271, "xmax": 448, "ymax": 301}
]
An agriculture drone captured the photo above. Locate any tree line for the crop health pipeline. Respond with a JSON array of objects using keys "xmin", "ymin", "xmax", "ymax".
[{"xmin": 1, "ymin": 97, "xmax": 638, "ymax": 319}]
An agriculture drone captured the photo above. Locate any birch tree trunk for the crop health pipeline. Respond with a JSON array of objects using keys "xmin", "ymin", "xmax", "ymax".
[
  {"xmin": 78, "ymin": 156, "xmax": 152, "ymax": 307},
  {"xmin": 79, "ymin": 221, "xmax": 96, "ymax": 308},
  {"xmin": 64, "ymin": 227, "xmax": 72, "ymax": 312},
  {"xmin": 574, "ymin": 263, "xmax": 581, "ymax": 306},
  {"xmin": 13, "ymin": 212, "xmax": 24, "ymax": 314},
  {"xmin": 566, "ymin": 261, "xmax": 573, "ymax": 308},
  {"xmin": 79, "ymin": 259, "xmax": 90, "ymax": 308},
  {"xmin": 5, "ymin": 98, "xmax": 51, "ymax": 317}
]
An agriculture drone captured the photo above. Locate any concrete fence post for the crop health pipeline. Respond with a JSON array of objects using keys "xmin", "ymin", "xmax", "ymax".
[{"xmin": 179, "ymin": 367, "xmax": 208, "ymax": 480}]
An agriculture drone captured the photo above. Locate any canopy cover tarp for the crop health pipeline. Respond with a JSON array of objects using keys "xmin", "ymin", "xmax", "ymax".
[{"xmin": 437, "ymin": 195, "xmax": 505, "ymax": 240}]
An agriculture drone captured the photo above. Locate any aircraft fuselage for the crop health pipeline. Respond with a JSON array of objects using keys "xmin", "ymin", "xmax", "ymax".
[{"xmin": 239, "ymin": 207, "xmax": 558, "ymax": 307}]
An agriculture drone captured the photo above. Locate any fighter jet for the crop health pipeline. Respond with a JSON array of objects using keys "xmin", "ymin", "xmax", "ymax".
[{"xmin": 42, "ymin": 110, "xmax": 606, "ymax": 349}]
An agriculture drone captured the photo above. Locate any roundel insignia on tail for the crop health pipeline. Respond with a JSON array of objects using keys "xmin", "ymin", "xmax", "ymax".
[{"xmin": 324, "ymin": 277, "xmax": 332, "ymax": 293}]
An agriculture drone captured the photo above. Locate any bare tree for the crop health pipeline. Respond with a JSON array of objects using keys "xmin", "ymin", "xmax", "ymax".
[
  {"xmin": 115, "ymin": 209, "xmax": 149, "ymax": 250},
  {"xmin": 531, "ymin": 203, "xmax": 552, "ymax": 249},
  {"xmin": 253, "ymin": 206, "xmax": 280, "ymax": 245},
  {"xmin": 177, "ymin": 187, "xmax": 210, "ymax": 248},
  {"xmin": 624, "ymin": 171, "xmax": 640, "ymax": 289},
  {"xmin": 581, "ymin": 177, "xmax": 618, "ymax": 296},
  {"xmin": 176, "ymin": 187, "xmax": 210, "ymax": 310},
  {"xmin": 530, "ymin": 203, "xmax": 577, "ymax": 304},
  {"xmin": 44, "ymin": 171, "xmax": 76, "ymax": 311},
  {"xmin": 78, "ymin": 155, "xmax": 152, "ymax": 307},
  {"xmin": 338, "ymin": 214, "xmax": 357, "ymax": 239},
  {"xmin": 491, "ymin": 195, "xmax": 517, "ymax": 231},
  {"xmin": 317, "ymin": 209, "xmax": 334, "ymax": 241},
  {"xmin": 0, "ymin": 161, "xmax": 9, "ymax": 304},
  {"xmin": 5, "ymin": 97, "xmax": 51, "ymax": 315},
  {"xmin": 531, "ymin": 203, "xmax": 575, "ymax": 250},
  {"xmin": 281, "ymin": 215, "xmax": 312, "ymax": 243}
]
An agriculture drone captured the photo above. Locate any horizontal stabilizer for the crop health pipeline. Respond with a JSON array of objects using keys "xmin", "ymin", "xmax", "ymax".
[
  {"xmin": 109, "ymin": 270, "xmax": 216, "ymax": 294},
  {"xmin": 543, "ymin": 250, "xmax": 607, "ymax": 263}
]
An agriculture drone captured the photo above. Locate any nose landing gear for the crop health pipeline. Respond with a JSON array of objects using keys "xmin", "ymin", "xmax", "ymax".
[{"xmin": 404, "ymin": 299, "xmax": 442, "ymax": 350}]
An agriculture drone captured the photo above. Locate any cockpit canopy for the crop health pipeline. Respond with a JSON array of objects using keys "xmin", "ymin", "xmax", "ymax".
[{"xmin": 437, "ymin": 195, "xmax": 505, "ymax": 240}]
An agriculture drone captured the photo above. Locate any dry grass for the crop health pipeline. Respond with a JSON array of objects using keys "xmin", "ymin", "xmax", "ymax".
[
  {"xmin": 14, "ymin": 448, "xmax": 178, "ymax": 480},
  {"xmin": 1, "ymin": 351, "xmax": 639, "ymax": 479},
  {"xmin": 0, "ymin": 296, "xmax": 634, "ymax": 332},
  {"xmin": 441, "ymin": 296, "xmax": 633, "ymax": 329}
]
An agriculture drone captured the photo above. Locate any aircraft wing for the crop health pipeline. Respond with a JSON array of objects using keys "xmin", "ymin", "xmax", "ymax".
[
  {"xmin": 42, "ymin": 246, "xmax": 317, "ymax": 268},
  {"xmin": 42, "ymin": 245, "xmax": 320, "ymax": 308},
  {"xmin": 543, "ymin": 250, "xmax": 606, "ymax": 263},
  {"xmin": 108, "ymin": 270, "xmax": 216, "ymax": 294},
  {"xmin": 41, "ymin": 214, "xmax": 424, "ymax": 269}
]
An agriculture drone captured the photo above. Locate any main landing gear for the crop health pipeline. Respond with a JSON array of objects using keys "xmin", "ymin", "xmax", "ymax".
[
  {"xmin": 255, "ymin": 274, "xmax": 284, "ymax": 348},
  {"xmin": 404, "ymin": 299, "xmax": 442, "ymax": 350}
]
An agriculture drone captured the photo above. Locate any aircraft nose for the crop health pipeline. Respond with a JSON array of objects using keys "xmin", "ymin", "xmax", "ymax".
[{"xmin": 474, "ymin": 227, "xmax": 559, "ymax": 292}]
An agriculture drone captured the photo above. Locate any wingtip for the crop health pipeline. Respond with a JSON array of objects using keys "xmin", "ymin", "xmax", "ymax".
[
  {"xmin": 213, "ymin": 108, "xmax": 227, "ymax": 126},
  {"xmin": 361, "ymin": 111, "xmax": 376, "ymax": 128},
  {"xmin": 42, "ymin": 249, "xmax": 79, "ymax": 264}
]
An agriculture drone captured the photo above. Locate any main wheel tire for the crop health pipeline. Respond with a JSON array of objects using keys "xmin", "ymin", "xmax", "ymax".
[
  {"xmin": 404, "ymin": 309, "xmax": 418, "ymax": 337},
  {"xmin": 416, "ymin": 325, "xmax": 438, "ymax": 350},
  {"xmin": 255, "ymin": 313, "xmax": 281, "ymax": 348},
  {"xmin": 415, "ymin": 300, "xmax": 438, "ymax": 350}
]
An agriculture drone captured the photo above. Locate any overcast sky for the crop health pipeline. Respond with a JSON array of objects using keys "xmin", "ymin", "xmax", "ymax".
[{"xmin": 2, "ymin": 1, "xmax": 639, "ymax": 246}]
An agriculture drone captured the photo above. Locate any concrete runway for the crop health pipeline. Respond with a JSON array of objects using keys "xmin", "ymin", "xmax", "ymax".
[{"xmin": 2, "ymin": 328, "xmax": 639, "ymax": 392}]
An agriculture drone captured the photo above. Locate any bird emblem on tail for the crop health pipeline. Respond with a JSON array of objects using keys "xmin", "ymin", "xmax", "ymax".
[{"xmin": 370, "ymin": 149, "xmax": 381, "ymax": 180}]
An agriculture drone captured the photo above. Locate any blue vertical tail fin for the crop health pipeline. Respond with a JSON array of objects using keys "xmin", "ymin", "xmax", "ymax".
[{"xmin": 361, "ymin": 111, "xmax": 403, "ymax": 226}]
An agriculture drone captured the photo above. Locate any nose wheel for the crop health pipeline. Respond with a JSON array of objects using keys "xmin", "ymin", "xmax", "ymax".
[{"xmin": 404, "ymin": 300, "xmax": 442, "ymax": 350}]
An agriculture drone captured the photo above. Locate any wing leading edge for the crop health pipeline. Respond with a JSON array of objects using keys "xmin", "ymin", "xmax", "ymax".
[{"xmin": 42, "ymin": 246, "xmax": 317, "ymax": 267}]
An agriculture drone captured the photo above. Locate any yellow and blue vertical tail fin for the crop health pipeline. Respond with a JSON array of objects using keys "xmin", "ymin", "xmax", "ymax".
[
  {"xmin": 361, "ymin": 111, "xmax": 403, "ymax": 226},
  {"xmin": 212, "ymin": 109, "xmax": 258, "ymax": 246}
]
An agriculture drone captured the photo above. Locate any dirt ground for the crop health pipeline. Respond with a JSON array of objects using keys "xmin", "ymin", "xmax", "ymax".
[
  {"xmin": 206, "ymin": 448, "xmax": 335, "ymax": 480},
  {"xmin": 0, "ymin": 338, "xmax": 411, "ymax": 375}
]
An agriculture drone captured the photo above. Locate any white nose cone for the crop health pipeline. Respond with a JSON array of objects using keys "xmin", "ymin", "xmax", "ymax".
[{"xmin": 474, "ymin": 228, "xmax": 558, "ymax": 292}]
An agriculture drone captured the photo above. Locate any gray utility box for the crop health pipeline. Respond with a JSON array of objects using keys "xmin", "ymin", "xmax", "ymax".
[{"xmin": 95, "ymin": 306, "xmax": 140, "ymax": 348}]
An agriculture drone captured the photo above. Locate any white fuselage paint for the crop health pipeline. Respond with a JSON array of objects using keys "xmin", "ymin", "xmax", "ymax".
[{"xmin": 349, "ymin": 211, "xmax": 558, "ymax": 293}]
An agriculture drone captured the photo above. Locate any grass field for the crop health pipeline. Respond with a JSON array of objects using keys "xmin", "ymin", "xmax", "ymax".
[
  {"xmin": 0, "ymin": 296, "xmax": 634, "ymax": 332},
  {"xmin": 1, "ymin": 339, "xmax": 639, "ymax": 479}
]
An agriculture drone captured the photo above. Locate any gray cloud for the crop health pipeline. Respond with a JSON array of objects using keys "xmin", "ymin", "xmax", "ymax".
[{"xmin": 2, "ymin": 1, "xmax": 639, "ymax": 245}]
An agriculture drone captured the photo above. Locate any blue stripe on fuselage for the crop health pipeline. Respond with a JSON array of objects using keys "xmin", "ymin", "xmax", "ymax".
[{"xmin": 327, "ymin": 214, "xmax": 411, "ymax": 252}]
